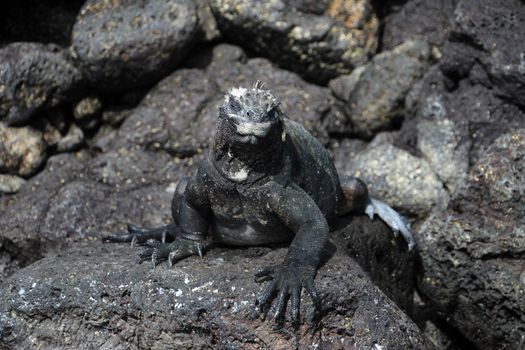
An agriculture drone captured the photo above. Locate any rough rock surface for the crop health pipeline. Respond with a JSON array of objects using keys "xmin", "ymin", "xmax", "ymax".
[
  {"xmin": 0, "ymin": 43, "xmax": 84, "ymax": 125},
  {"xmin": 328, "ymin": 40, "xmax": 431, "ymax": 138},
  {"xmin": 417, "ymin": 129, "xmax": 525, "ymax": 350},
  {"xmin": 71, "ymin": 0, "xmax": 199, "ymax": 92},
  {"xmin": 416, "ymin": 117, "xmax": 468, "ymax": 193},
  {"xmin": 0, "ymin": 174, "xmax": 25, "ymax": 194},
  {"xmin": 332, "ymin": 215, "xmax": 416, "ymax": 313},
  {"xmin": 339, "ymin": 143, "xmax": 447, "ymax": 216},
  {"xmin": 440, "ymin": 0, "xmax": 525, "ymax": 108},
  {"xmin": 56, "ymin": 124, "xmax": 85, "ymax": 153},
  {"xmin": 0, "ymin": 123, "xmax": 47, "ymax": 177},
  {"xmin": 393, "ymin": 0, "xmax": 525, "ymax": 201},
  {"xmin": 117, "ymin": 45, "xmax": 332, "ymax": 157},
  {"xmin": 398, "ymin": 66, "xmax": 525, "ymax": 171},
  {"xmin": 382, "ymin": 0, "xmax": 458, "ymax": 51},
  {"xmin": 209, "ymin": 0, "xmax": 379, "ymax": 83},
  {"xmin": 0, "ymin": 43, "xmax": 330, "ymax": 284},
  {"xmin": 0, "ymin": 242, "xmax": 432, "ymax": 349},
  {"xmin": 0, "ymin": 146, "xmax": 196, "ymax": 284}
]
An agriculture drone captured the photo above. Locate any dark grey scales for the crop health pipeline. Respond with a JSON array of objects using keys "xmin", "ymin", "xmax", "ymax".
[{"xmin": 104, "ymin": 82, "xmax": 414, "ymax": 321}]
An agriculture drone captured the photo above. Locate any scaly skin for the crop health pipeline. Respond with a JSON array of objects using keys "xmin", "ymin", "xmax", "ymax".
[{"xmin": 104, "ymin": 83, "xmax": 414, "ymax": 322}]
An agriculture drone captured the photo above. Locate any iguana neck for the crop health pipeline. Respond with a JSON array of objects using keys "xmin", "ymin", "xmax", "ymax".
[{"xmin": 212, "ymin": 140, "xmax": 284, "ymax": 184}]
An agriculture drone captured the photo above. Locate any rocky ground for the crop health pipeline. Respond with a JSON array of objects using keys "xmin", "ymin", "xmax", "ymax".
[{"xmin": 0, "ymin": 0, "xmax": 524, "ymax": 349}]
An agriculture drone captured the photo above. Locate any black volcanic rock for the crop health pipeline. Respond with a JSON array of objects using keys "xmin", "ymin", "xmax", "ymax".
[
  {"xmin": 117, "ymin": 45, "xmax": 332, "ymax": 157},
  {"xmin": 209, "ymin": 0, "xmax": 379, "ymax": 83},
  {"xmin": 440, "ymin": 0, "xmax": 525, "ymax": 108},
  {"xmin": 417, "ymin": 129, "xmax": 525, "ymax": 350},
  {"xmin": 0, "ymin": 43, "xmax": 84, "ymax": 125},
  {"xmin": 0, "ymin": 241, "xmax": 432, "ymax": 349},
  {"xmin": 71, "ymin": 0, "xmax": 200, "ymax": 92},
  {"xmin": 328, "ymin": 40, "xmax": 431, "ymax": 139},
  {"xmin": 382, "ymin": 0, "xmax": 458, "ymax": 51}
]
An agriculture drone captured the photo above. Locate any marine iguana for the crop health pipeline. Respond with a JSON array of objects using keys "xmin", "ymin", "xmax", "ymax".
[{"xmin": 104, "ymin": 82, "xmax": 414, "ymax": 321}]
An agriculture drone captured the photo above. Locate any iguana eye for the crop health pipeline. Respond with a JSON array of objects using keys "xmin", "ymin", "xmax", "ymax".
[{"xmin": 267, "ymin": 108, "xmax": 278, "ymax": 120}]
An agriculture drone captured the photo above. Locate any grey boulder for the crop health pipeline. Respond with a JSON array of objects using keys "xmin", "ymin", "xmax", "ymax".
[
  {"xmin": 337, "ymin": 143, "xmax": 448, "ymax": 217},
  {"xmin": 382, "ymin": 0, "xmax": 458, "ymax": 51},
  {"xmin": 0, "ymin": 43, "xmax": 84, "ymax": 125},
  {"xmin": 209, "ymin": 0, "xmax": 379, "ymax": 83},
  {"xmin": 440, "ymin": 0, "xmax": 525, "ymax": 108},
  {"xmin": 71, "ymin": 0, "xmax": 199, "ymax": 92},
  {"xmin": 417, "ymin": 129, "xmax": 525, "ymax": 350},
  {"xmin": 328, "ymin": 40, "xmax": 431, "ymax": 139},
  {"xmin": 0, "ymin": 242, "xmax": 433, "ymax": 349},
  {"xmin": 118, "ymin": 44, "xmax": 332, "ymax": 157}
]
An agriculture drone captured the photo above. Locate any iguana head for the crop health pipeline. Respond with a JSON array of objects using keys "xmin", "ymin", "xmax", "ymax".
[{"xmin": 215, "ymin": 82, "xmax": 284, "ymax": 153}]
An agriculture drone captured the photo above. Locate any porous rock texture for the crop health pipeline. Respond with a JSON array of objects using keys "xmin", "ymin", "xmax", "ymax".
[
  {"xmin": 117, "ymin": 44, "xmax": 332, "ymax": 157},
  {"xmin": 209, "ymin": 0, "xmax": 379, "ymax": 83},
  {"xmin": 336, "ymin": 143, "xmax": 448, "ymax": 217},
  {"xmin": 417, "ymin": 129, "xmax": 525, "ymax": 350},
  {"xmin": 71, "ymin": 0, "xmax": 200, "ymax": 92},
  {"xmin": 1, "ymin": 0, "xmax": 525, "ymax": 348},
  {"xmin": 382, "ymin": 0, "xmax": 458, "ymax": 51},
  {"xmin": 440, "ymin": 0, "xmax": 525, "ymax": 108},
  {"xmin": 0, "ymin": 43, "xmax": 84, "ymax": 125},
  {"xmin": 328, "ymin": 40, "xmax": 431, "ymax": 139},
  {"xmin": 0, "ymin": 123, "xmax": 48, "ymax": 177},
  {"xmin": 0, "ymin": 242, "xmax": 431, "ymax": 350}
]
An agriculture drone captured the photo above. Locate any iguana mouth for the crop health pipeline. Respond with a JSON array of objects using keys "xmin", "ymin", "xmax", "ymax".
[{"xmin": 228, "ymin": 114, "xmax": 274, "ymax": 137}]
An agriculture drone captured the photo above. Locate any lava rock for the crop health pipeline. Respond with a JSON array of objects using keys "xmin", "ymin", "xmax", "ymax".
[
  {"xmin": 339, "ymin": 143, "xmax": 448, "ymax": 216},
  {"xmin": 0, "ymin": 174, "xmax": 25, "ymax": 194},
  {"xmin": 0, "ymin": 154, "xmax": 89, "ymax": 282},
  {"xmin": 0, "ymin": 242, "xmax": 433, "ymax": 349},
  {"xmin": 71, "ymin": 0, "xmax": 199, "ymax": 92},
  {"xmin": 195, "ymin": 0, "xmax": 221, "ymax": 41},
  {"xmin": 118, "ymin": 45, "xmax": 332, "ymax": 157},
  {"xmin": 416, "ymin": 117, "xmax": 468, "ymax": 193},
  {"xmin": 382, "ymin": 0, "xmax": 458, "ymax": 51},
  {"xmin": 399, "ymin": 67, "xmax": 525, "ymax": 168},
  {"xmin": 328, "ymin": 40, "xmax": 431, "ymax": 139},
  {"xmin": 417, "ymin": 129, "xmax": 525, "ymax": 350},
  {"xmin": 0, "ymin": 123, "xmax": 47, "ymax": 177},
  {"xmin": 0, "ymin": 43, "xmax": 84, "ymax": 125},
  {"xmin": 73, "ymin": 97, "xmax": 102, "ymax": 121},
  {"xmin": 209, "ymin": 0, "xmax": 379, "ymax": 83},
  {"xmin": 73, "ymin": 96, "xmax": 103, "ymax": 130},
  {"xmin": 328, "ymin": 138, "xmax": 367, "ymax": 174},
  {"xmin": 440, "ymin": 0, "xmax": 525, "ymax": 108},
  {"xmin": 332, "ymin": 215, "xmax": 416, "ymax": 313},
  {"xmin": 117, "ymin": 68, "xmax": 219, "ymax": 157},
  {"xmin": 0, "ymin": 147, "xmax": 195, "ymax": 284},
  {"xmin": 56, "ymin": 124, "xmax": 85, "ymax": 153}
]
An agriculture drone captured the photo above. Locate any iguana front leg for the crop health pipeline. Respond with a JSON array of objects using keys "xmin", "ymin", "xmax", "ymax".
[
  {"xmin": 136, "ymin": 169, "xmax": 212, "ymax": 267},
  {"xmin": 255, "ymin": 184, "xmax": 328, "ymax": 321}
]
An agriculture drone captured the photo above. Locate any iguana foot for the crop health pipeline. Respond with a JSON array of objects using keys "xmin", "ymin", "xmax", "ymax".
[
  {"xmin": 136, "ymin": 237, "xmax": 206, "ymax": 268},
  {"xmin": 255, "ymin": 260, "xmax": 320, "ymax": 322},
  {"xmin": 102, "ymin": 223, "xmax": 177, "ymax": 246},
  {"xmin": 365, "ymin": 198, "xmax": 415, "ymax": 250}
]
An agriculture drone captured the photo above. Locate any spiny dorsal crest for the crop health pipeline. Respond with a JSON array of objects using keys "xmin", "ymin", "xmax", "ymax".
[{"xmin": 221, "ymin": 83, "xmax": 279, "ymax": 124}]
